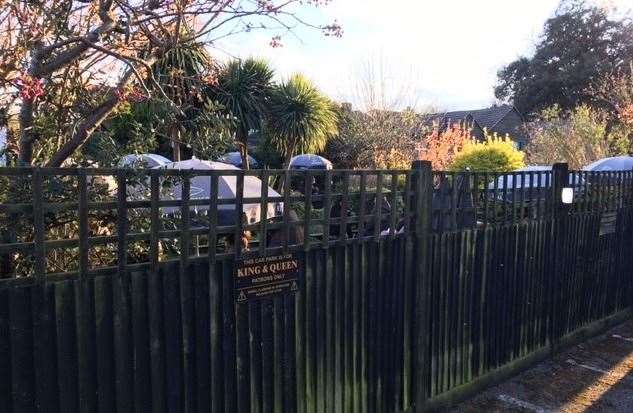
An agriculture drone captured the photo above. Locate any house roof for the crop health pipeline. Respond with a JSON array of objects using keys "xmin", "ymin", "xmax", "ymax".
[
  {"xmin": 420, "ymin": 112, "xmax": 484, "ymax": 135},
  {"xmin": 441, "ymin": 110, "xmax": 473, "ymax": 123},
  {"xmin": 467, "ymin": 105, "xmax": 516, "ymax": 129},
  {"xmin": 425, "ymin": 105, "xmax": 518, "ymax": 131}
]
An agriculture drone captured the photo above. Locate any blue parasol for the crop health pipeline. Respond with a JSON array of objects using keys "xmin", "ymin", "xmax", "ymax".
[
  {"xmin": 289, "ymin": 154, "xmax": 333, "ymax": 170},
  {"xmin": 583, "ymin": 156, "xmax": 633, "ymax": 171},
  {"xmin": 218, "ymin": 152, "xmax": 259, "ymax": 169}
]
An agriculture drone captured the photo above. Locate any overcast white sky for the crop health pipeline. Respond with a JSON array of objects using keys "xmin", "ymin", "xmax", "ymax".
[{"xmin": 216, "ymin": 0, "xmax": 630, "ymax": 112}]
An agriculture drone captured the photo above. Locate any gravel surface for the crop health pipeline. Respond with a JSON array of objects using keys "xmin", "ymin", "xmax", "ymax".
[{"xmin": 453, "ymin": 319, "xmax": 633, "ymax": 412}]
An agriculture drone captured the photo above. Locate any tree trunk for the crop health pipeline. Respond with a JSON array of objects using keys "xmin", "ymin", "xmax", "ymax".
[
  {"xmin": 239, "ymin": 137, "xmax": 250, "ymax": 170},
  {"xmin": 172, "ymin": 140, "xmax": 181, "ymax": 161},
  {"xmin": 46, "ymin": 66, "xmax": 140, "ymax": 167},
  {"xmin": 276, "ymin": 142, "xmax": 297, "ymax": 191},
  {"xmin": 17, "ymin": 100, "xmax": 36, "ymax": 165},
  {"xmin": 170, "ymin": 126, "xmax": 181, "ymax": 161},
  {"xmin": 283, "ymin": 139, "xmax": 298, "ymax": 170},
  {"xmin": 283, "ymin": 149, "xmax": 294, "ymax": 170},
  {"xmin": 17, "ymin": 15, "xmax": 117, "ymax": 165},
  {"xmin": 46, "ymin": 95, "xmax": 122, "ymax": 167}
]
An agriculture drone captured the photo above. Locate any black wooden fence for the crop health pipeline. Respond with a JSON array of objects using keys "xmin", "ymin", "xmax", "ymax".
[{"xmin": 0, "ymin": 162, "xmax": 632, "ymax": 412}]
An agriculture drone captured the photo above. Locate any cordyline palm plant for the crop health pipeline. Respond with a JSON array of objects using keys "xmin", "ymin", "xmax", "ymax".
[
  {"xmin": 150, "ymin": 41, "xmax": 219, "ymax": 160},
  {"xmin": 266, "ymin": 74, "xmax": 338, "ymax": 169},
  {"xmin": 212, "ymin": 58, "xmax": 274, "ymax": 168},
  {"xmin": 152, "ymin": 43, "xmax": 212, "ymax": 106}
]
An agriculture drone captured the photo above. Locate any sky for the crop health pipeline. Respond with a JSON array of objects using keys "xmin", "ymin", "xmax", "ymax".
[{"xmin": 216, "ymin": 0, "xmax": 630, "ymax": 112}]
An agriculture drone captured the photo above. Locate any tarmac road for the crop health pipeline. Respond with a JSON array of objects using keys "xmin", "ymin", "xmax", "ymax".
[{"xmin": 453, "ymin": 319, "xmax": 633, "ymax": 412}]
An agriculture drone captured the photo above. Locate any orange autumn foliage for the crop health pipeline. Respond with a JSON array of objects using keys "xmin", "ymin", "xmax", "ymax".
[
  {"xmin": 418, "ymin": 123, "xmax": 472, "ymax": 170},
  {"xmin": 373, "ymin": 147, "xmax": 412, "ymax": 170},
  {"xmin": 620, "ymin": 103, "xmax": 633, "ymax": 126}
]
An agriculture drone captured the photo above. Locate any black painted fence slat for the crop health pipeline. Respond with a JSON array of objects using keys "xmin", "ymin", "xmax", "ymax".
[{"xmin": 10, "ymin": 286, "xmax": 35, "ymax": 413}]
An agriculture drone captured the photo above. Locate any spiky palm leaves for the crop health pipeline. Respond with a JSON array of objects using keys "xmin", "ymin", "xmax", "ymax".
[
  {"xmin": 151, "ymin": 54, "xmax": 337, "ymax": 169},
  {"xmin": 151, "ymin": 43, "xmax": 214, "ymax": 106},
  {"xmin": 212, "ymin": 58, "xmax": 274, "ymax": 168},
  {"xmin": 266, "ymin": 74, "xmax": 338, "ymax": 168},
  {"xmin": 150, "ymin": 43, "xmax": 221, "ymax": 160}
]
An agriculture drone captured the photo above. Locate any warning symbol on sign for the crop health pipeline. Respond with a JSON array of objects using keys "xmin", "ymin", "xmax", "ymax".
[{"xmin": 237, "ymin": 290, "xmax": 247, "ymax": 302}]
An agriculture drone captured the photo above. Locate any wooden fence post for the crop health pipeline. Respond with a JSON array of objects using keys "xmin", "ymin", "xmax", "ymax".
[
  {"xmin": 550, "ymin": 162, "xmax": 569, "ymax": 353},
  {"xmin": 78, "ymin": 169, "xmax": 89, "ymax": 279},
  {"xmin": 412, "ymin": 160, "xmax": 433, "ymax": 409},
  {"xmin": 32, "ymin": 168, "xmax": 45, "ymax": 279},
  {"xmin": 551, "ymin": 163, "xmax": 568, "ymax": 210},
  {"xmin": 116, "ymin": 170, "xmax": 128, "ymax": 275}
]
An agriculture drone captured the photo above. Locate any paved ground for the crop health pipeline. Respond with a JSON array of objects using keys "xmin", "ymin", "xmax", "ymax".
[{"xmin": 453, "ymin": 319, "xmax": 633, "ymax": 412}]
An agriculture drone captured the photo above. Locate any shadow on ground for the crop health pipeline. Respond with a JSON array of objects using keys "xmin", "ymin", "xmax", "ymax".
[{"xmin": 453, "ymin": 319, "xmax": 633, "ymax": 412}]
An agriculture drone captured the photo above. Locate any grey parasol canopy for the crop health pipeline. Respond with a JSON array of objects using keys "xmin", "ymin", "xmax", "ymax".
[{"xmin": 156, "ymin": 158, "xmax": 283, "ymax": 224}]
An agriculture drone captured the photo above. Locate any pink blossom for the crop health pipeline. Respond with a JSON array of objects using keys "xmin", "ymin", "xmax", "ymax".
[
  {"xmin": 16, "ymin": 74, "xmax": 45, "ymax": 102},
  {"xmin": 322, "ymin": 20, "xmax": 343, "ymax": 37},
  {"xmin": 270, "ymin": 36, "xmax": 283, "ymax": 48}
]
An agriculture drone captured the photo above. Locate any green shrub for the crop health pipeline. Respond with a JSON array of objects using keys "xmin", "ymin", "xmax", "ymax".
[
  {"xmin": 525, "ymin": 104, "xmax": 628, "ymax": 169},
  {"xmin": 449, "ymin": 134, "xmax": 525, "ymax": 172}
]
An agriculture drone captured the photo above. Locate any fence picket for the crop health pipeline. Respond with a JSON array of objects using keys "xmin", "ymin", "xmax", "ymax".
[
  {"xmin": 10, "ymin": 286, "xmax": 35, "ymax": 412},
  {"xmin": 0, "ymin": 288, "xmax": 11, "ymax": 412},
  {"xmin": 148, "ymin": 266, "xmax": 166, "ymax": 413},
  {"xmin": 131, "ymin": 271, "xmax": 152, "ymax": 411},
  {"xmin": 94, "ymin": 275, "xmax": 115, "ymax": 413},
  {"xmin": 75, "ymin": 277, "xmax": 96, "ymax": 413},
  {"xmin": 32, "ymin": 170, "xmax": 45, "ymax": 279}
]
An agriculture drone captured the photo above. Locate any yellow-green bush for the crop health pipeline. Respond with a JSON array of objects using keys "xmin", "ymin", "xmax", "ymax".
[{"xmin": 449, "ymin": 133, "xmax": 525, "ymax": 172}]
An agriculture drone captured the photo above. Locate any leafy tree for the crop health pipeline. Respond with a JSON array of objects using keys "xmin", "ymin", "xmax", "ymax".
[
  {"xmin": 81, "ymin": 41, "xmax": 234, "ymax": 166},
  {"xmin": 0, "ymin": 0, "xmax": 341, "ymax": 166},
  {"xmin": 589, "ymin": 62, "xmax": 633, "ymax": 149},
  {"xmin": 526, "ymin": 104, "xmax": 628, "ymax": 169},
  {"xmin": 450, "ymin": 134, "xmax": 525, "ymax": 172},
  {"xmin": 591, "ymin": 63, "xmax": 633, "ymax": 116},
  {"xmin": 325, "ymin": 104, "xmax": 424, "ymax": 169},
  {"xmin": 176, "ymin": 99, "xmax": 235, "ymax": 161},
  {"xmin": 82, "ymin": 101, "xmax": 164, "ymax": 167},
  {"xmin": 373, "ymin": 148, "xmax": 413, "ymax": 170},
  {"xmin": 266, "ymin": 74, "xmax": 338, "ymax": 168},
  {"xmin": 84, "ymin": 99, "xmax": 233, "ymax": 167},
  {"xmin": 149, "ymin": 41, "xmax": 221, "ymax": 161},
  {"xmin": 209, "ymin": 58, "xmax": 274, "ymax": 169},
  {"xmin": 418, "ymin": 123, "xmax": 472, "ymax": 170},
  {"xmin": 252, "ymin": 129, "xmax": 284, "ymax": 169},
  {"xmin": 495, "ymin": 0, "xmax": 633, "ymax": 115}
]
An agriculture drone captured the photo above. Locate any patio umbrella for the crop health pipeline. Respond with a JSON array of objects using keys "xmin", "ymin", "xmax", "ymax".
[
  {"xmin": 156, "ymin": 158, "xmax": 283, "ymax": 224},
  {"xmin": 487, "ymin": 165, "xmax": 586, "ymax": 204},
  {"xmin": 489, "ymin": 166, "xmax": 552, "ymax": 190},
  {"xmin": 289, "ymin": 154, "xmax": 333, "ymax": 170},
  {"xmin": 218, "ymin": 152, "xmax": 259, "ymax": 169},
  {"xmin": 583, "ymin": 156, "xmax": 633, "ymax": 171},
  {"xmin": 118, "ymin": 153, "xmax": 171, "ymax": 168}
]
